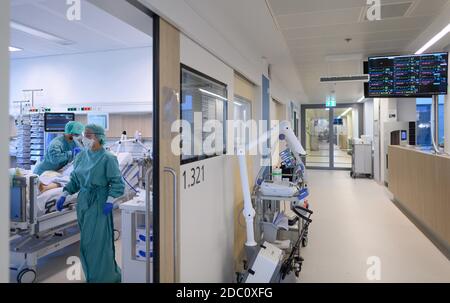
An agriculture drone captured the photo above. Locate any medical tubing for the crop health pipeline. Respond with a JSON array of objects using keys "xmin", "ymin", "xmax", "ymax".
[{"xmin": 123, "ymin": 176, "xmax": 138, "ymax": 193}]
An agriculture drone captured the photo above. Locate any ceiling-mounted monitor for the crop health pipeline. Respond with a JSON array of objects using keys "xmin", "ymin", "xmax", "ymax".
[{"xmin": 368, "ymin": 52, "xmax": 448, "ymax": 98}]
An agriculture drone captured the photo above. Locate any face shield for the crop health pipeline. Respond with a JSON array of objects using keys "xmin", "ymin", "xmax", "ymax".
[{"xmin": 73, "ymin": 134, "xmax": 83, "ymax": 145}]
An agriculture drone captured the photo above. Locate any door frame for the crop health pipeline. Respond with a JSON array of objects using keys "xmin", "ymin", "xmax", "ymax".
[
  {"xmin": 125, "ymin": 0, "xmax": 164, "ymax": 283},
  {"xmin": 113, "ymin": 0, "xmax": 181, "ymax": 283},
  {"xmin": 301, "ymin": 103, "xmax": 363, "ymax": 170}
]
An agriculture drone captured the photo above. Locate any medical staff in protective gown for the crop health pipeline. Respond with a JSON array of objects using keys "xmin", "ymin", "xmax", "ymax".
[
  {"xmin": 56, "ymin": 124, "xmax": 124, "ymax": 283},
  {"xmin": 34, "ymin": 121, "xmax": 84, "ymax": 175}
]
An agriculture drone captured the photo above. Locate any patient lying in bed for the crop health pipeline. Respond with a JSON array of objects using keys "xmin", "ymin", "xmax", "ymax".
[
  {"xmin": 38, "ymin": 167, "xmax": 73, "ymax": 193},
  {"xmin": 11, "ymin": 152, "xmax": 140, "ymax": 218},
  {"xmin": 36, "ymin": 152, "xmax": 138, "ymax": 214},
  {"xmin": 37, "ymin": 152, "xmax": 135, "ymax": 193}
]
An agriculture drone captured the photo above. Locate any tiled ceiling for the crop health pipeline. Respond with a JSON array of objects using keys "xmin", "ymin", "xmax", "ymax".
[{"xmin": 268, "ymin": 0, "xmax": 450, "ymax": 103}]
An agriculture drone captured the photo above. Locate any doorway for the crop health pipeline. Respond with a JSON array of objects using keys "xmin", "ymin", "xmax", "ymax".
[
  {"xmin": 6, "ymin": 0, "xmax": 177, "ymax": 283},
  {"xmin": 301, "ymin": 104, "xmax": 362, "ymax": 170}
]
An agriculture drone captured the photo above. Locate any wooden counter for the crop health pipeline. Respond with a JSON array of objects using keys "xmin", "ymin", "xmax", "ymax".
[{"xmin": 388, "ymin": 145, "xmax": 450, "ymax": 258}]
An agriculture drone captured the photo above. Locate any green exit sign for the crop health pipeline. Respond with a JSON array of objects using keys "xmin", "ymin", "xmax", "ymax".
[
  {"xmin": 326, "ymin": 95, "xmax": 336, "ymax": 107},
  {"xmin": 326, "ymin": 100, "xmax": 336, "ymax": 107}
]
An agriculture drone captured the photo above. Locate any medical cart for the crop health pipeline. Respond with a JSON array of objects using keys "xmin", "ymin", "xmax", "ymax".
[{"xmin": 350, "ymin": 142, "xmax": 373, "ymax": 179}]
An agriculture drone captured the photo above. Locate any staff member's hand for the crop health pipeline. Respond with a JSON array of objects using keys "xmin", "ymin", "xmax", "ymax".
[
  {"xmin": 72, "ymin": 147, "xmax": 82, "ymax": 157},
  {"xmin": 56, "ymin": 192, "xmax": 69, "ymax": 211},
  {"xmin": 103, "ymin": 201, "xmax": 114, "ymax": 215}
]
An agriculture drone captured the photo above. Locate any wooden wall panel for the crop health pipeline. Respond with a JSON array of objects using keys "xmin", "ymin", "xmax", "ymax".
[
  {"xmin": 389, "ymin": 146, "xmax": 450, "ymax": 253},
  {"xmin": 76, "ymin": 114, "xmax": 153, "ymax": 138},
  {"xmin": 234, "ymin": 73, "xmax": 255, "ymax": 101},
  {"xmin": 158, "ymin": 19, "xmax": 180, "ymax": 283}
]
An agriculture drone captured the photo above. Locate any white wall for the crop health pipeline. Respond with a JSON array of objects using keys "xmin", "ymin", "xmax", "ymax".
[
  {"xmin": 370, "ymin": 98, "xmax": 414, "ymax": 183},
  {"xmin": 364, "ymin": 99, "xmax": 374, "ymax": 138},
  {"xmin": 140, "ymin": 0, "xmax": 302, "ymax": 107},
  {"xmin": 352, "ymin": 107, "xmax": 359, "ymax": 140},
  {"xmin": 373, "ymin": 98, "xmax": 396, "ymax": 183},
  {"xmin": 179, "ymin": 34, "xmax": 235, "ymax": 282},
  {"xmin": 271, "ymin": 75, "xmax": 296, "ymax": 109},
  {"xmin": 397, "ymin": 98, "xmax": 417, "ymax": 122},
  {"xmin": 378, "ymin": 98, "xmax": 398, "ymax": 184},
  {"xmin": 143, "ymin": 0, "xmax": 261, "ymax": 84},
  {"xmin": 10, "ymin": 47, "xmax": 152, "ymax": 115},
  {"xmin": 0, "ymin": 0, "xmax": 10, "ymax": 283},
  {"xmin": 373, "ymin": 98, "xmax": 381, "ymax": 182},
  {"xmin": 372, "ymin": 98, "xmax": 418, "ymax": 182}
]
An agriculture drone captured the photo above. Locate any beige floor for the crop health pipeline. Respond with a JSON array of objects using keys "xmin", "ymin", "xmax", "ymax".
[
  {"xmin": 299, "ymin": 170, "xmax": 450, "ymax": 283},
  {"xmin": 10, "ymin": 212, "xmax": 123, "ymax": 283},
  {"xmin": 19, "ymin": 170, "xmax": 450, "ymax": 283}
]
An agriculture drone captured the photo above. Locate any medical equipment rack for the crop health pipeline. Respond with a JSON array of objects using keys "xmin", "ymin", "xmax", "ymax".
[{"xmin": 250, "ymin": 191, "xmax": 312, "ymax": 280}]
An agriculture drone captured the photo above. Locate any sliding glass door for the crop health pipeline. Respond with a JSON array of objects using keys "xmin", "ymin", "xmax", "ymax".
[
  {"xmin": 304, "ymin": 108, "xmax": 331, "ymax": 168},
  {"xmin": 301, "ymin": 104, "xmax": 361, "ymax": 170},
  {"xmin": 333, "ymin": 108, "xmax": 353, "ymax": 169}
]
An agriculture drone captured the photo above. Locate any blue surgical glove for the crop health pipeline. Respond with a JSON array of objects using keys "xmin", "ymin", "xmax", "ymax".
[
  {"xmin": 56, "ymin": 196, "xmax": 67, "ymax": 211},
  {"xmin": 72, "ymin": 147, "xmax": 82, "ymax": 157},
  {"xmin": 103, "ymin": 202, "xmax": 114, "ymax": 215}
]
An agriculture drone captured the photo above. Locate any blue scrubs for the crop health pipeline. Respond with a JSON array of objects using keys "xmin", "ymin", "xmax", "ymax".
[
  {"xmin": 64, "ymin": 148, "xmax": 125, "ymax": 283},
  {"xmin": 34, "ymin": 136, "xmax": 76, "ymax": 175}
]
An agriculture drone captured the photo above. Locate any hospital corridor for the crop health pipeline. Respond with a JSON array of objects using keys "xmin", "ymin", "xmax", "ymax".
[
  {"xmin": 301, "ymin": 170, "xmax": 450, "ymax": 283},
  {"xmin": 1, "ymin": 0, "xmax": 450, "ymax": 291}
]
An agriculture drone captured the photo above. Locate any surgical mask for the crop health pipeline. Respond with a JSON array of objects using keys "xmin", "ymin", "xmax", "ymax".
[{"xmin": 82, "ymin": 137, "xmax": 95, "ymax": 150}]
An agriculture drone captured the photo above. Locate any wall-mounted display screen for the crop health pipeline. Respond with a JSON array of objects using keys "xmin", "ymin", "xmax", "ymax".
[
  {"xmin": 368, "ymin": 52, "xmax": 448, "ymax": 97},
  {"xmin": 44, "ymin": 113, "xmax": 75, "ymax": 132},
  {"xmin": 88, "ymin": 113, "xmax": 109, "ymax": 131},
  {"xmin": 401, "ymin": 130, "xmax": 407, "ymax": 141}
]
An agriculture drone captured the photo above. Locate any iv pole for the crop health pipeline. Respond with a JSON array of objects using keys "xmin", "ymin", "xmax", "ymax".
[{"xmin": 22, "ymin": 89, "xmax": 44, "ymax": 108}]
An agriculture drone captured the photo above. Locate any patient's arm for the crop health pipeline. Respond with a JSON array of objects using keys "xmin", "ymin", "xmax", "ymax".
[{"xmin": 39, "ymin": 182, "xmax": 61, "ymax": 193}]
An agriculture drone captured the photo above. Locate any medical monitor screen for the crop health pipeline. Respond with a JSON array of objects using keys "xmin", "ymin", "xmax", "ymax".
[
  {"xmin": 401, "ymin": 130, "xmax": 407, "ymax": 141},
  {"xmin": 44, "ymin": 113, "xmax": 75, "ymax": 132},
  {"xmin": 368, "ymin": 52, "xmax": 448, "ymax": 97}
]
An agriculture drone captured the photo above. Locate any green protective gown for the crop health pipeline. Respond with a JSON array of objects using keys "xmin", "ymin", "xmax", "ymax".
[
  {"xmin": 63, "ymin": 148, "xmax": 125, "ymax": 283},
  {"xmin": 34, "ymin": 136, "xmax": 76, "ymax": 175}
]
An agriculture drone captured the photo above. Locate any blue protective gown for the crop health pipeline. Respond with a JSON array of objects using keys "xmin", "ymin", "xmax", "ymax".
[
  {"xmin": 34, "ymin": 136, "xmax": 76, "ymax": 175},
  {"xmin": 63, "ymin": 148, "xmax": 125, "ymax": 283}
]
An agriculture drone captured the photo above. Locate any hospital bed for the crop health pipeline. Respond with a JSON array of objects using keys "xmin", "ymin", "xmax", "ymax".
[
  {"xmin": 9, "ymin": 151, "xmax": 151, "ymax": 283},
  {"xmin": 9, "ymin": 173, "xmax": 80, "ymax": 283}
]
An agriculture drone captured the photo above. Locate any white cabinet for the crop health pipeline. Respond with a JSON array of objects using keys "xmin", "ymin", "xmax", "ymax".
[
  {"xmin": 120, "ymin": 198, "xmax": 152, "ymax": 283},
  {"xmin": 351, "ymin": 143, "xmax": 373, "ymax": 178}
]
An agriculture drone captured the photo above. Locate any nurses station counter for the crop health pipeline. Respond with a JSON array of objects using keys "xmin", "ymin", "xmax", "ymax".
[{"xmin": 388, "ymin": 145, "xmax": 450, "ymax": 258}]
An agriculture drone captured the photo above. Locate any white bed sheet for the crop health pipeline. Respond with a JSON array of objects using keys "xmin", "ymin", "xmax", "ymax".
[{"xmin": 13, "ymin": 152, "xmax": 136, "ymax": 217}]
